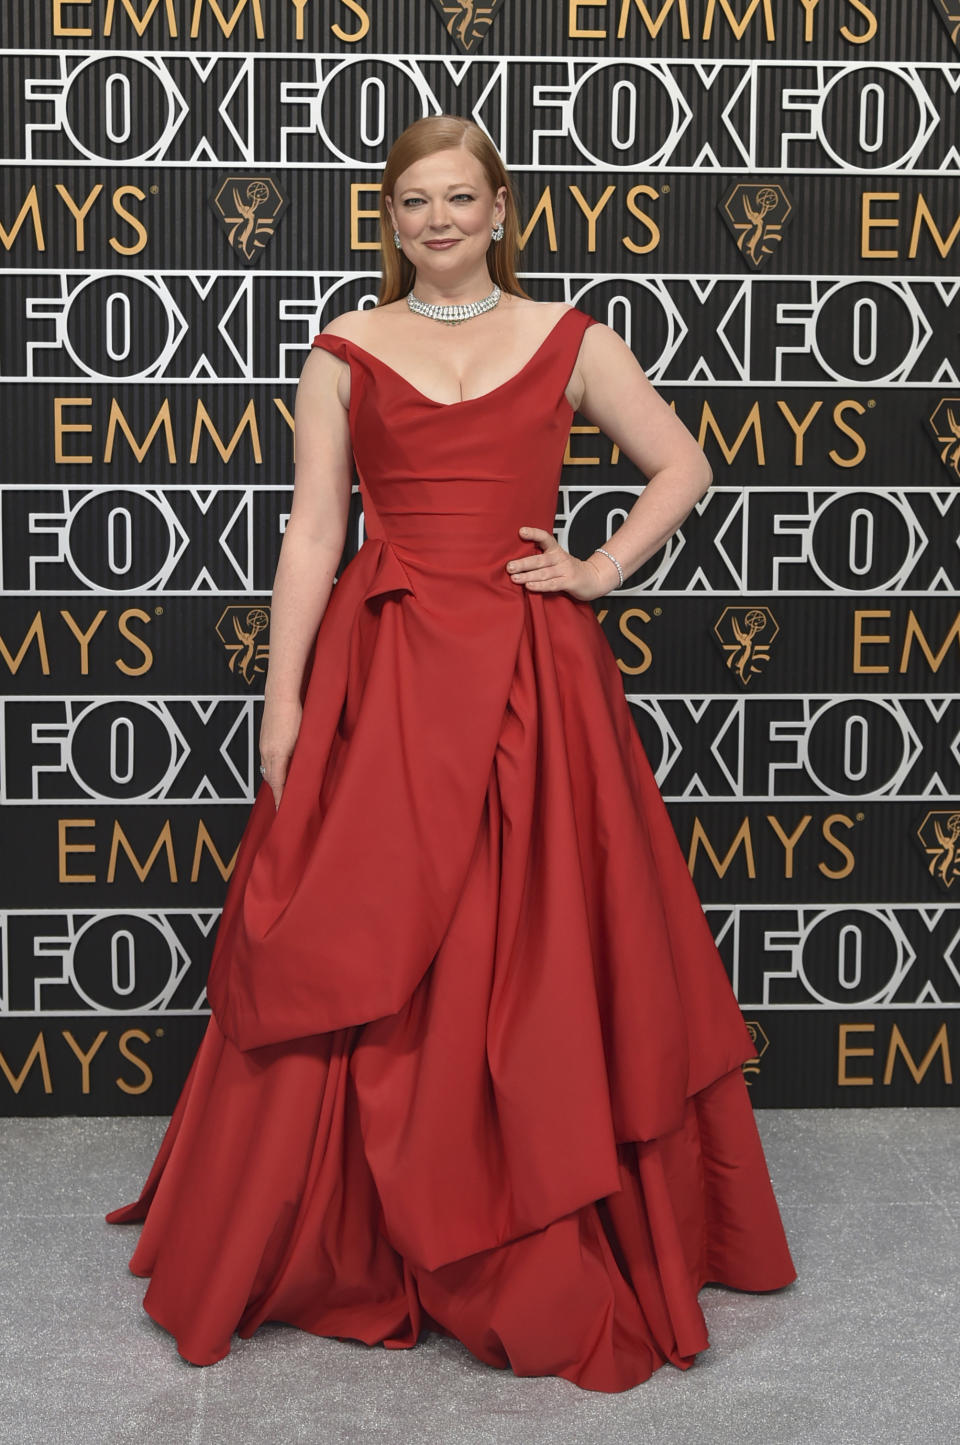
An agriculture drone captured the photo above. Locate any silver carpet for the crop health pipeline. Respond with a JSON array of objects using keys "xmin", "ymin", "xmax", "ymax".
[{"xmin": 0, "ymin": 1109, "xmax": 956, "ymax": 1445}]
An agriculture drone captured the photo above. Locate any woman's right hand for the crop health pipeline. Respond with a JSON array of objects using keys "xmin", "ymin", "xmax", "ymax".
[{"xmin": 259, "ymin": 695, "xmax": 303, "ymax": 810}]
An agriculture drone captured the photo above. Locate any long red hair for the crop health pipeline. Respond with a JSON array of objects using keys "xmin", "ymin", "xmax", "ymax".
[{"xmin": 375, "ymin": 115, "xmax": 531, "ymax": 306}]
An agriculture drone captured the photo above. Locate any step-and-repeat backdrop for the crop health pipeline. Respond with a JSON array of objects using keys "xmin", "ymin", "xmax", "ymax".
[{"xmin": 2, "ymin": 2, "xmax": 958, "ymax": 1114}]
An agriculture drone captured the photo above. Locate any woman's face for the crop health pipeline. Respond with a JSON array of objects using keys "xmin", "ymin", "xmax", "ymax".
[{"xmin": 385, "ymin": 148, "xmax": 506, "ymax": 271}]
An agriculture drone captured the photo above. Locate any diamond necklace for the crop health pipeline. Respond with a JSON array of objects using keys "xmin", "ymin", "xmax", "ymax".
[{"xmin": 406, "ymin": 283, "xmax": 502, "ymax": 326}]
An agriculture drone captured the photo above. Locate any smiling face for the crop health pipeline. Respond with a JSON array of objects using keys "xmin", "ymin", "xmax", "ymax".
[{"xmin": 385, "ymin": 146, "xmax": 506, "ymax": 273}]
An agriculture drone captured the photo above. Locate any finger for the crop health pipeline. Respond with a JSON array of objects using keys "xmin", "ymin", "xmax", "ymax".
[
  {"xmin": 520, "ymin": 554, "xmax": 569, "ymax": 576},
  {"xmin": 520, "ymin": 575, "xmax": 564, "ymax": 590},
  {"xmin": 518, "ymin": 525, "xmax": 557, "ymax": 550},
  {"xmin": 507, "ymin": 555, "xmax": 556, "ymax": 575},
  {"xmin": 509, "ymin": 547, "xmax": 568, "ymax": 571},
  {"xmin": 516, "ymin": 565, "xmax": 566, "ymax": 584}
]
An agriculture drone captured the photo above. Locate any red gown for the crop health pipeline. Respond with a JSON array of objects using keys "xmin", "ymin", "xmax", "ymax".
[{"xmin": 105, "ymin": 305, "xmax": 795, "ymax": 1391}]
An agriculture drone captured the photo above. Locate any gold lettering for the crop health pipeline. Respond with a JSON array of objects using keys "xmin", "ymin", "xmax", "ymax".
[
  {"xmin": 569, "ymin": 1, "xmax": 607, "ymax": 38},
  {"xmin": 189, "ymin": 399, "xmax": 262, "ymax": 464},
  {"xmin": 273, "ymin": 397, "xmax": 296, "ymax": 458},
  {"xmin": 616, "ymin": 0, "xmax": 691, "ymax": 40},
  {"xmin": 350, "ymin": 182, "xmax": 381, "ymax": 250},
  {"xmin": 110, "ymin": 186, "xmax": 148, "ymax": 255},
  {"xmin": 54, "ymin": 396, "xmax": 93, "ymax": 464},
  {"xmin": 776, "ymin": 400, "xmax": 822, "ymax": 466},
  {"xmin": 62, "ymin": 1030, "xmax": 108, "ymax": 1094},
  {"xmin": 852, "ymin": 609, "xmax": 890, "ymax": 675},
  {"xmin": 53, "ymin": 183, "xmax": 102, "ymax": 251},
  {"xmin": 798, "ymin": 0, "xmax": 820, "ymax": 43},
  {"xmin": 0, "ymin": 614, "xmax": 51, "ymax": 676},
  {"xmin": 60, "ymin": 610, "xmax": 107, "ymax": 674},
  {"xmin": 117, "ymin": 1029, "xmax": 154, "ymax": 1094},
  {"xmin": 687, "ymin": 818, "xmax": 756, "ymax": 879},
  {"xmin": 190, "ymin": 0, "xmax": 264, "ymax": 39},
  {"xmin": 59, "ymin": 819, "xmax": 97, "ymax": 884},
  {"xmin": 104, "ymin": 0, "xmax": 178, "ymax": 36},
  {"xmin": 190, "ymin": 821, "xmax": 239, "ymax": 881},
  {"xmin": 820, "ymin": 813, "xmax": 855, "ymax": 879},
  {"xmin": 332, "ymin": 0, "xmax": 369, "ymax": 42},
  {"xmin": 829, "ymin": 400, "xmax": 867, "ymax": 468},
  {"xmin": 0, "ymin": 1035, "xmax": 53, "ymax": 1094},
  {"xmin": 289, "ymin": 0, "xmax": 310, "ymax": 40},
  {"xmin": 563, "ymin": 425, "xmax": 603, "ymax": 466},
  {"xmin": 703, "ymin": 0, "xmax": 774, "ymax": 42},
  {"xmin": 838, "ymin": 1022, "xmax": 874, "ymax": 1085},
  {"xmin": 766, "ymin": 814, "xmax": 810, "ymax": 878},
  {"xmin": 569, "ymin": 185, "xmax": 617, "ymax": 252},
  {"xmin": 899, "ymin": 611, "xmax": 960, "ymax": 675},
  {"xmin": 623, "ymin": 184, "xmax": 660, "ymax": 254},
  {"xmin": 1, "ymin": 186, "xmax": 45, "ymax": 250},
  {"xmin": 107, "ymin": 820, "xmax": 178, "ymax": 883},
  {"xmin": 698, "ymin": 401, "xmax": 765, "ymax": 465},
  {"xmin": 116, "ymin": 609, "xmax": 154, "ymax": 677},
  {"xmin": 840, "ymin": 0, "xmax": 878, "ymax": 44},
  {"xmin": 883, "ymin": 1024, "xmax": 953, "ymax": 1087},
  {"xmin": 616, "ymin": 608, "xmax": 652, "ymax": 674},
  {"xmin": 52, "ymin": 1, "xmax": 92, "ymax": 38},
  {"xmin": 860, "ymin": 191, "xmax": 899, "ymax": 260},
  {"xmin": 518, "ymin": 188, "xmax": 558, "ymax": 252},
  {"xmin": 105, "ymin": 397, "xmax": 176, "ymax": 463},
  {"xmin": 908, "ymin": 194, "xmax": 960, "ymax": 260}
]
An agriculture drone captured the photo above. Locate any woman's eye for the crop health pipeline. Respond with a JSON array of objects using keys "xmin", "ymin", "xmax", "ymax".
[{"xmin": 402, "ymin": 195, "xmax": 475, "ymax": 206}]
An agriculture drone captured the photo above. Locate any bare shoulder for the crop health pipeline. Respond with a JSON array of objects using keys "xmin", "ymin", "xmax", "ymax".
[
  {"xmin": 315, "ymin": 308, "xmax": 366, "ymax": 342},
  {"xmin": 566, "ymin": 317, "xmax": 664, "ymax": 417},
  {"xmin": 505, "ymin": 297, "xmax": 576, "ymax": 327}
]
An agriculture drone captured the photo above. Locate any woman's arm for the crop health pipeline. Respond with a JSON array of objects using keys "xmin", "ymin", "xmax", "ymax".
[
  {"xmin": 574, "ymin": 321, "xmax": 712, "ymax": 594},
  {"xmin": 259, "ymin": 338, "xmax": 353, "ymax": 806},
  {"xmin": 506, "ymin": 320, "xmax": 712, "ymax": 601}
]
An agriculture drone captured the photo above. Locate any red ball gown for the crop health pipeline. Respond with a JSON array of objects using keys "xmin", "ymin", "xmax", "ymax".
[{"xmin": 105, "ymin": 305, "xmax": 795, "ymax": 1391}]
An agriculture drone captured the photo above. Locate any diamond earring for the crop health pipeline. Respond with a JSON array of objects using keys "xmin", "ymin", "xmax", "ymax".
[
  {"xmin": 393, "ymin": 229, "xmax": 401, "ymax": 249},
  {"xmin": 491, "ymin": 221, "xmax": 504, "ymax": 241}
]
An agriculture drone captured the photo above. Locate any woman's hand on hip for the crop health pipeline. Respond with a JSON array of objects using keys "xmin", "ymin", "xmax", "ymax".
[
  {"xmin": 259, "ymin": 696, "xmax": 302, "ymax": 810},
  {"xmin": 505, "ymin": 525, "xmax": 618, "ymax": 602}
]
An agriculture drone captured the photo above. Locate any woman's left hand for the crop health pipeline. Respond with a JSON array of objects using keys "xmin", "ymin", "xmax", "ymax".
[{"xmin": 505, "ymin": 525, "xmax": 613, "ymax": 602}]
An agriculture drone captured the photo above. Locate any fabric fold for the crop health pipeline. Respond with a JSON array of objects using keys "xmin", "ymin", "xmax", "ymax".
[{"xmin": 108, "ymin": 304, "xmax": 795, "ymax": 1389}]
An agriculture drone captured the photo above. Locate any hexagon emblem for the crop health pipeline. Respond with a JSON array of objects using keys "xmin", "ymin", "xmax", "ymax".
[
  {"xmin": 428, "ymin": 0, "xmax": 506, "ymax": 53},
  {"xmin": 216, "ymin": 604, "xmax": 270, "ymax": 685},
  {"xmin": 720, "ymin": 182, "xmax": 793, "ymax": 269},
  {"xmin": 713, "ymin": 605, "xmax": 779, "ymax": 686},
  {"xmin": 927, "ymin": 398, "xmax": 960, "ymax": 480},
  {"xmin": 742, "ymin": 1020, "xmax": 770, "ymax": 1086},
  {"xmin": 211, "ymin": 176, "xmax": 288, "ymax": 264},
  {"xmin": 915, "ymin": 810, "xmax": 960, "ymax": 891},
  {"xmin": 930, "ymin": 2, "xmax": 960, "ymax": 52}
]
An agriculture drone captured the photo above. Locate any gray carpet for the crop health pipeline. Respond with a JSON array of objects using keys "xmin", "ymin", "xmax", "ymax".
[{"xmin": 0, "ymin": 1109, "xmax": 956, "ymax": 1445}]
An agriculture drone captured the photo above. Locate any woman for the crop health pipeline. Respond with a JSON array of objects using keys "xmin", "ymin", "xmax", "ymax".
[{"xmin": 106, "ymin": 114, "xmax": 795, "ymax": 1392}]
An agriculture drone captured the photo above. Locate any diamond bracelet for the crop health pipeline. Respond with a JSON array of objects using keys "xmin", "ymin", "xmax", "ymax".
[{"xmin": 593, "ymin": 546, "xmax": 624, "ymax": 588}]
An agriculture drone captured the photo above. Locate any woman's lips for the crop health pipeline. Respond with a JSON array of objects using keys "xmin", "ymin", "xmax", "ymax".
[{"xmin": 424, "ymin": 239, "xmax": 459, "ymax": 248}]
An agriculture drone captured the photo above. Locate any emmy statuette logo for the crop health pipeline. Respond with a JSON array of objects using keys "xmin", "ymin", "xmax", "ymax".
[
  {"xmin": 429, "ymin": 0, "xmax": 505, "ymax": 53},
  {"xmin": 928, "ymin": 399, "xmax": 960, "ymax": 480},
  {"xmin": 216, "ymin": 606, "xmax": 271, "ymax": 684},
  {"xmin": 930, "ymin": 0, "xmax": 960, "ymax": 50},
  {"xmin": 211, "ymin": 177, "xmax": 288, "ymax": 264},
  {"xmin": 720, "ymin": 183, "xmax": 794, "ymax": 270},
  {"xmin": 915, "ymin": 811, "xmax": 960, "ymax": 891},
  {"xmin": 742, "ymin": 1022, "xmax": 770, "ymax": 1087},
  {"xmin": 713, "ymin": 605, "xmax": 779, "ymax": 686}
]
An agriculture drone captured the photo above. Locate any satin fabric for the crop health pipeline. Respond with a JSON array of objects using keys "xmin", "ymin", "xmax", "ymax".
[{"xmin": 106, "ymin": 305, "xmax": 795, "ymax": 1390}]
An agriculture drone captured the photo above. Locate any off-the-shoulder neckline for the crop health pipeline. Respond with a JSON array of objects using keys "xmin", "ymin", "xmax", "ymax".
[{"xmin": 312, "ymin": 305, "xmax": 586, "ymax": 408}]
